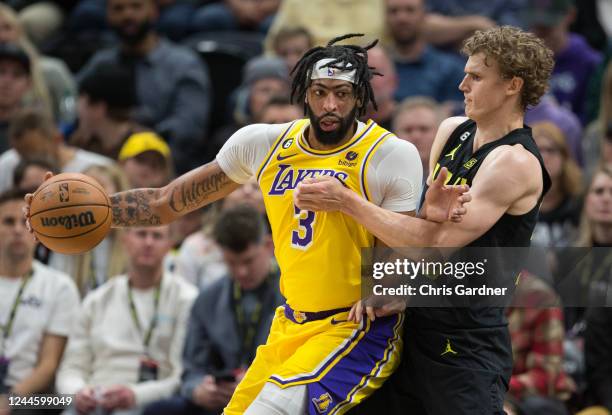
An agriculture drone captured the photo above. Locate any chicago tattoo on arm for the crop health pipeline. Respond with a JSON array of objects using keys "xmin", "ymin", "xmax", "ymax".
[
  {"xmin": 168, "ymin": 171, "xmax": 231, "ymax": 213},
  {"xmin": 110, "ymin": 189, "xmax": 162, "ymax": 227}
]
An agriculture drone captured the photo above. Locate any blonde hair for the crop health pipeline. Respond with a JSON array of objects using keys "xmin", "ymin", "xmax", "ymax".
[
  {"xmin": 462, "ymin": 26, "xmax": 554, "ymax": 110},
  {"xmin": 72, "ymin": 164, "xmax": 130, "ymax": 296},
  {"xmin": 0, "ymin": 4, "xmax": 52, "ymax": 117},
  {"xmin": 531, "ymin": 121, "xmax": 582, "ymax": 197},
  {"xmin": 576, "ymin": 164, "xmax": 612, "ymax": 247}
]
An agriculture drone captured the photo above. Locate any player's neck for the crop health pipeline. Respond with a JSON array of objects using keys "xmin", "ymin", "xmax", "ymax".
[
  {"xmin": 593, "ymin": 224, "xmax": 612, "ymax": 245},
  {"xmin": 307, "ymin": 122, "xmax": 357, "ymax": 151},
  {"xmin": 473, "ymin": 108, "xmax": 523, "ymax": 150},
  {"xmin": 0, "ymin": 257, "xmax": 32, "ymax": 278},
  {"xmin": 128, "ymin": 267, "xmax": 163, "ymax": 289}
]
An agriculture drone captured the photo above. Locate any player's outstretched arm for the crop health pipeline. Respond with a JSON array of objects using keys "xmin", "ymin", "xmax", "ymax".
[
  {"xmin": 110, "ymin": 160, "xmax": 241, "ymax": 227},
  {"xmin": 295, "ymin": 146, "xmax": 541, "ymax": 248}
]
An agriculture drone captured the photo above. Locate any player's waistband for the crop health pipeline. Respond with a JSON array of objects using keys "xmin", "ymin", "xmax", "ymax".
[{"xmin": 283, "ymin": 304, "xmax": 351, "ymax": 324}]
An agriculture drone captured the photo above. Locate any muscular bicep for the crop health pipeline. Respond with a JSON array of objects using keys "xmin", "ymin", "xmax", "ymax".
[
  {"xmin": 111, "ymin": 160, "xmax": 241, "ymax": 227},
  {"xmin": 431, "ymin": 151, "xmax": 539, "ymax": 247}
]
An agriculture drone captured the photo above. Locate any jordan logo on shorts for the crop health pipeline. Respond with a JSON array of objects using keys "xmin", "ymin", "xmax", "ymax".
[{"xmin": 440, "ymin": 338, "xmax": 458, "ymax": 356}]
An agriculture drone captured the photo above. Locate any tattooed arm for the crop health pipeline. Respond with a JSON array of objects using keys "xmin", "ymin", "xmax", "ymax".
[{"xmin": 110, "ymin": 160, "xmax": 241, "ymax": 227}]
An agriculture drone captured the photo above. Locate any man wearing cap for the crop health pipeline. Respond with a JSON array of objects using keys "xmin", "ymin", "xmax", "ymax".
[
  {"xmin": 118, "ymin": 132, "xmax": 174, "ymax": 188},
  {"xmin": 526, "ymin": 0, "xmax": 602, "ymax": 124},
  {"xmin": 78, "ymin": 33, "xmax": 468, "ymax": 414},
  {"xmin": 0, "ymin": 42, "xmax": 33, "ymax": 154}
]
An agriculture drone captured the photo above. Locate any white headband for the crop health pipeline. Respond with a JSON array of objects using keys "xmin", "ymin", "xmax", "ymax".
[{"xmin": 310, "ymin": 58, "xmax": 356, "ymax": 83}]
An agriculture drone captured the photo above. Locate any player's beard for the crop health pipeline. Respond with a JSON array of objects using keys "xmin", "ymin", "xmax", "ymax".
[{"xmin": 306, "ymin": 103, "xmax": 358, "ymax": 146}]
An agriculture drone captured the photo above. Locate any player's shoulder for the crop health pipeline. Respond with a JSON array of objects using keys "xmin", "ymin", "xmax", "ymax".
[
  {"xmin": 376, "ymin": 134, "xmax": 420, "ymax": 159},
  {"xmin": 233, "ymin": 122, "xmax": 295, "ymax": 142},
  {"xmin": 482, "ymin": 144, "xmax": 541, "ymax": 186},
  {"xmin": 437, "ymin": 116, "xmax": 470, "ymax": 139}
]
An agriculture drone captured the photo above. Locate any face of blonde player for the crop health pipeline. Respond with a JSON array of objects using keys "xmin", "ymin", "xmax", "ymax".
[
  {"xmin": 222, "ymin": 238, "xmax": 273, "ymax": 291},
  {"xmin": 459, "ymin": 53, "xmax": 515, "ymax": 122},
  {"xmin": 123, "ymin": 226, "xmax": 172, "ymax": 271},
  {"xmin": 585, "ymin": 171, "xmax": 612, "ymax": 226},
  {"xmin": 393, "ymin": 106, "xmax": 437, "ymax": 167},
  {"xmin": 534, "ymin": 133, "xmax": 563, "ymax": 181},
  {"xmin": 0, "ymin": 199, "xmax": 36, "ymax": 264}
]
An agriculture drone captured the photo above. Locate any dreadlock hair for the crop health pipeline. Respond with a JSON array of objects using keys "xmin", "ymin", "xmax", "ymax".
[{"xmin": 290, "ymin": 33, "xmax": 381, "ymax": 117}]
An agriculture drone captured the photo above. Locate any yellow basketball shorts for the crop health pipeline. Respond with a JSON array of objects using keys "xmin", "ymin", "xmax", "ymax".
[{"xmin": 224, "ymin": 304, "xmax": 403, "ymax": 415}]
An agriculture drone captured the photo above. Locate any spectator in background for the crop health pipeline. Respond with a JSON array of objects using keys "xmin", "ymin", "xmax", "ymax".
[
  {"xmin": 391, "ymin": 96, "xmax": 445, "ymax": 179},
  {"xmin": 12, "ymin": 157, "xmax": 57, "ymax": 190},
  {"xmin": 363, "ymin": 45, "xmax": 398, "ymax": 129},
  {"xmin": 0, "ymin": 108, "xmax": 112, "ymax": 193},
  {"xmin": 584, "ymin": 62, "xmax": 612, "ymax": 181},
  {"xmin": 208, "ymin": 56, "xmax": 290, "ymax": 160},
  {"xmin": 49, "ymin": 163, "xmax": 130, "ymax": 297},
  {"xmin": 56, "ymin": 225, "xmax": 197, "ymax": 415},
  {"xmin": 191, "ymin": 0, "xmax": 279, "ymax": 35},
  {"xmin": 118, "ymin": 131, "xmax": 174, "ymax": 188},
  {"xmin": 264, "ymin": 0, "xmax": 385, "ymax": 53},
  {"xmin": 257, "ymin": 95, "xmax": 302, "ymax": 125},
  {"xmin": 385, "ymin": 0, "xmax": 465, "ymax": 104},
  {"xmin": 144, "ymin": 205, "xmax": 282, "ymax": 415},
  {"xmin": 526, "ymin": 0, "xmax": 602, "ymax": 124},
  {"xmin": 531, "ymin": 122, "xmax": 583, "ymax": 248},
  {"xmin": 526, "ymin": 94, "xmax": 583, "ymax": 166},
  {"xmin": 586, "ymin": 306, "xmax": 612, "ymax": 412},
  {"xmin": 0, "ymin": 3, "xmax": 76, "ymax": 126},
  {"xmin": 70, "ymin": 62, "xmax": 143, "ymax": 160},
  {"xmin": 0, "ymin": 189, "xmax": 80, "ymax": 399},
  {"xmin": 0, "ymin": 42, "xmax": 32, "ymax": 153},
  {"xmin": 176, "ymin": 180, "xmax": 266, "ymax": 288},
  {"xmin": 421, "ymin": 0, "xmax": 524, "ymax": 49},
  {"xmin": 78, "ymin": 0, "xmax": 212, "ymax": 174},
  {"xmin": 505, "ymin": 273, "xmax": 574, "ymax": 415},
  {"xmin": 270, "ymin": 26, "xmax": 313, "ymax": 73}
]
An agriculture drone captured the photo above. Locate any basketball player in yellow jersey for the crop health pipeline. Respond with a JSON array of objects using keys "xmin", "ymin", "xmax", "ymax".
[{"xmin": 25, "ymin": 34, "xmax": 469, "ymax": 414}]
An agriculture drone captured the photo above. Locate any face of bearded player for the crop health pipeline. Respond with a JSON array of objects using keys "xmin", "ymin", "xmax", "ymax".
[
  {"xmin": 107, "ymin": 0, "xmax": 157, "ymax": 47},
  {"xmin": 306, "ymin": 78, "xmax": 360, "ymax": 146}
]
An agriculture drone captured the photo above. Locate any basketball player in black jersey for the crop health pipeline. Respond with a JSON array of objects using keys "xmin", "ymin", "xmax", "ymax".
[{"xmin": 295, "ymin": 26, "xmax": 554, "ymax": 414}]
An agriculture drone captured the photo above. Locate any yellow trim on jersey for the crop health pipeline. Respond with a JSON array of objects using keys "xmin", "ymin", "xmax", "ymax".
[{"xmin": 255, "ymin": 121, "xmax": 299, "ymax": 182}]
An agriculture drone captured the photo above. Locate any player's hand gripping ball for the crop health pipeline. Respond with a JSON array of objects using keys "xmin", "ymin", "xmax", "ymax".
[{"xmin": 28, "ymin": 173, "xmax": 112, "ymax": 254}]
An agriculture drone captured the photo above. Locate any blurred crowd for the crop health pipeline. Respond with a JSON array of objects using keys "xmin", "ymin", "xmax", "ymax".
[{"xmin": 0, "ymin": 0, "xmax": 611, "ymax": 414}]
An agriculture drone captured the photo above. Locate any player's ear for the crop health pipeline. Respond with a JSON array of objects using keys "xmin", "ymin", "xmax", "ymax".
[{"xmin": 507, "ymin": 76, "xmax": 524, "ymax": 98}]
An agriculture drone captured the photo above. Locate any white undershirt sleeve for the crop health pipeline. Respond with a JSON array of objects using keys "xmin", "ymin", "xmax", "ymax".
[
  {"xmin": 215, "ymin": 123, "xmax": 291, "ymax": 184},
  {"xmin": 366, "ymin": 137, "xmax": 423, "ymax": 212}
]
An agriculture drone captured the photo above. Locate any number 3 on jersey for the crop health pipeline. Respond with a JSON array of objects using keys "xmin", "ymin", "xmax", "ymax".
[{"xmin": 292, "ymin": 205, "xmax": 315, "ymax": 249}]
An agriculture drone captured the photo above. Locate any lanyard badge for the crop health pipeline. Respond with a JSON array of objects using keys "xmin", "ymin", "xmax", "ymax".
[{"xmin": 138, "ymin": 355, "xmax": 158, "ymax": 382}]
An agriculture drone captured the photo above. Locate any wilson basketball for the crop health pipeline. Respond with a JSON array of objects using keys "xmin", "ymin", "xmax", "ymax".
[{"xmin": 29, "ymin": 173, "xmax": 112, "ymax": 255}]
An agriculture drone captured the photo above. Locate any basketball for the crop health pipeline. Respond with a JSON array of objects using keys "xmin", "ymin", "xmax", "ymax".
[{"xmin": 29, "ymin": 172, "xmax": 112, "ymax": 255}]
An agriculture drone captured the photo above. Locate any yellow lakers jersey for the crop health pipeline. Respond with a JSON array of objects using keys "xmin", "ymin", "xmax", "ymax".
[{"xmin": 257, "ymin": 119, "xmax": 392, "ymax": 311}]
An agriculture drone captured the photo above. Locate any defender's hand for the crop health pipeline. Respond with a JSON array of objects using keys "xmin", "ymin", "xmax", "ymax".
[{"xmin": 423, "ymin": 167, "xmax": 471, "ymax": 223}]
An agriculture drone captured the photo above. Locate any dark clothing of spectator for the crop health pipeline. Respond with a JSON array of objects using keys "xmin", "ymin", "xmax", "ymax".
[
  {"xmin": 78, "ymin": 39, "xmax": 212, "ymax": 173},
  {"xmin": 426, "ymin": 0, "xmax": 527, "ymax": 28},
  {"xmin": 550, "ymin": 33, "xmax": 602, "ymax": 124},
  {"xmin": 393, "ymin": 46, "xmax": 465, "ymax": 103}
]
